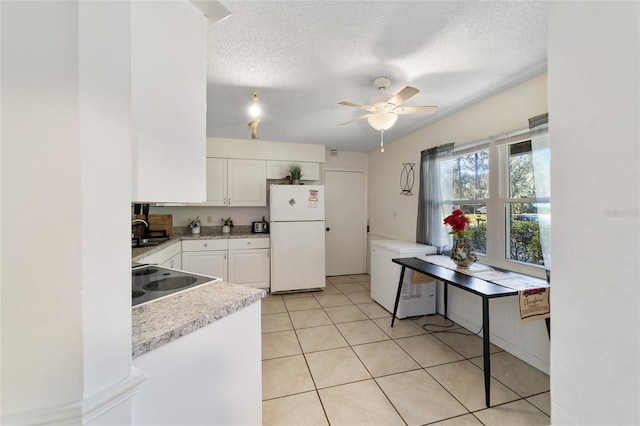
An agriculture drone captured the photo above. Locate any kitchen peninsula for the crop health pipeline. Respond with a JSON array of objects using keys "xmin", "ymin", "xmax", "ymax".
[{"xmin": 131, "ymin": 239, "xmax": 265, "ymax": 425}]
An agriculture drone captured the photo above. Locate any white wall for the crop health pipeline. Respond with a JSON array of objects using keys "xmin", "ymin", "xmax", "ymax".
[
  {"xmin": 548, "ymin": 3, "xmax": 639, "ymax": 425},
  {"xmin": 1, "ymin": 2, "xmax": 140, "ymax": 423},
  {"xmin": 324, "ymin": 149, "xmax": 369, "ymax": 171}
]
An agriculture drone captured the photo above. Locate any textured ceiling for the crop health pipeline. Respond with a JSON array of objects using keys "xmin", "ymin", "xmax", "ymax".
[{"xmin": 206, "ymin": 1, "xmax": 549, "ymax": 152}]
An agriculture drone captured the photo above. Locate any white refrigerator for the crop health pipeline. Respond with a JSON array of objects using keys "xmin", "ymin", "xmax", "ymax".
[{"xmin": 270, "ymin": 184, "xmax": 326, "ymax": 293}]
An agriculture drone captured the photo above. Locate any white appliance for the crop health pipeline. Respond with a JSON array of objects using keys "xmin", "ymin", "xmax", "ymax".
[
  {"xmin": 370, "ymin": 239, "xmax": 438, "ymax": 318},
  {"xmin": 270, "ymin": 184, "xmax": 326, "ymax": 293}
]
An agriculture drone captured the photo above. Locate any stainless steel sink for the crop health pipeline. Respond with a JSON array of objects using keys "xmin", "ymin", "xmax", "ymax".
[{"xmin": 131, "ymin": 237, "xmax": 170, "ymax": 248}]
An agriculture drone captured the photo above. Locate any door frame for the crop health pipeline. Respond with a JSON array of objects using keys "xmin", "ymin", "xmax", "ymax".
[{"xmin": 322, "ymin": 167, "xmax": 368, "ymax": 275}]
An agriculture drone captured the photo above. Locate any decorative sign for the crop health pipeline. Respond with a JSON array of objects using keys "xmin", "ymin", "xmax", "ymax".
[
  {"xmin": 308, "ymin": 189, "xmax": 318, "ymax": 208},
  {"xmin": 519, "ymin": 288, "xmax": 550, "ymax": 323},
  {"xmin": 400, "ymin": 163, "xmax": 415, "ymax": 196}
]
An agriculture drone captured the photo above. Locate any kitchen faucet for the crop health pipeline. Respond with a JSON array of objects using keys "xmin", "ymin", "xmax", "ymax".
[{"xmin": 131, "ymin": 219, "xmax": 149, "ymax": 240}]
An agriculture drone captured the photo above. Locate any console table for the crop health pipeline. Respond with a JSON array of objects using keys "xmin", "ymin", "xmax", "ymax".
[{"xmin": 390, "ymin": 257, "xmax": 519, "ymax": 408}]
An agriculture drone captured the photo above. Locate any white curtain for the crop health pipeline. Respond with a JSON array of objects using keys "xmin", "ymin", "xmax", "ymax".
[
  {"xmin": 529, "ymin": 113, "xmax": 551, "ymax": 278},
  {"xmin": 416, "ymin": 143, "xmax": 454, "ymax": 250}
]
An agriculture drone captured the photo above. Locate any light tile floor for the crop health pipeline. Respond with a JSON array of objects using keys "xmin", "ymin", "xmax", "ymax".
[{"xmin": 262, "ymin": 275, "xmax": 550, "ymax": 425}]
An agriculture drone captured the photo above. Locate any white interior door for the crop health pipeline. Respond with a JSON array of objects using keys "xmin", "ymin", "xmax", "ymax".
[{"xmin": 324, "ymin": 170, "xmax": 366, "ymax": 276}]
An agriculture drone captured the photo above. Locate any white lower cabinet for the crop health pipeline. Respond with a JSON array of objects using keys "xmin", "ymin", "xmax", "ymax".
[
  {"xmin": 140, "ymin": 241, "xmax": 181, "ymax": 266},
  {"xmin": 180, "ymin": 238, "xmax": 270, "ymax": 288},
  {"xmin": 160, "ymin": 252, "xmax": 181, "ymax": 270},
  {"xmin": 132, "ymin": 302, "xmax": 262, "ymax": 425},
  {"xmin": 181, "ymin": 239, "xmax": 228, "ymax": 281},
  {"xmin": 228, "ymin": 239, "xmax": 270, "ymax": 289}
]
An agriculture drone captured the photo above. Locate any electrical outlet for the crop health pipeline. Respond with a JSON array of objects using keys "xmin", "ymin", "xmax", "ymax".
[{"xmin": 206, "ymin": 216, "xmax": 212, "ymax": 224}]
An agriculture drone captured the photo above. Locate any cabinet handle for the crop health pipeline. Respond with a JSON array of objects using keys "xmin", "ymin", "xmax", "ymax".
[{"xmin": 204, "ymin": 243, "xmax": 208, "ymax": 247}]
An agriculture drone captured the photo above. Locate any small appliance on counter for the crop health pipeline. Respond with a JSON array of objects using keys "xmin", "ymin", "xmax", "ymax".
[{"xmin": 252, "ymin": 217, "xmax": 269, "ymax": 234}]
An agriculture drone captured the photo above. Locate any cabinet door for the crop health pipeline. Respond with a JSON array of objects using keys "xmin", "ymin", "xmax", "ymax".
[
  {"xmin": 205, "ymin": 158, "xmax": 228, "ymax": 206},
  {"xmin": 227, "ymin": 159, "xmax": 266, "ymax": 206},
  {"xmin": 181, "ymin": 251, "xmax": 227, "ymax": 281},
  {"xmin": 160, "ymin": 252, "xmax": 182, "ymax": 270},
  {"xmin": 131, "ymin": 1, "xmax": 206, "ymax": 203},
  {"xmin": 140, "ymin": 241, "xmax": 181, "ymax": 265},
  {"xmin": 266, "ymin": 160, "xmax": 320, "ymax": 181},
  {"xmin": 228, "ymin": 249, "xmax": 269, "ymax": 289}
]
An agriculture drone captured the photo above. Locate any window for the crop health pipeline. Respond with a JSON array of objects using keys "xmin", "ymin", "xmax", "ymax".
[
  {"xmin": 451, "ymin": 148, "xmax": 489, "ymax": 254},
  {"xmin": 506, "ymin": 141, "xmax": 543, "ymax": 265},
  {"xmin": 441, "ymin": 134, "xmax": 545, "ymax": 276}
]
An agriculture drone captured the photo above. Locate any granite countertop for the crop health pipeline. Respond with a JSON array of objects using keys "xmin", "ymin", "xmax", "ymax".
[
  {"xmin": 131, "ymin": 231, "xmax": 269, "ymax": 262},
  {"xmin": 132, "ymin": 281, "xmax": 266, "ymax": 358}
]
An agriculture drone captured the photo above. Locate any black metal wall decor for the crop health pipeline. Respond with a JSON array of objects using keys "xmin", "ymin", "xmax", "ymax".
[{"xmin": 400, "ymin": 163, "xmax": 415, "ymax": 196}]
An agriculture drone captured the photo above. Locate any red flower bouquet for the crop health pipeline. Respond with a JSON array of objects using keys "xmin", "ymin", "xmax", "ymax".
[{"xmin": 443, "ymin": 209, "xmax": 471, "ymax": 238}]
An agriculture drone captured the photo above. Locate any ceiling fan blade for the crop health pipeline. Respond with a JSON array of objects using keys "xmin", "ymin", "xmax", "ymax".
[
  {"xmin": 338, "ymin": 101, "xmax": 375, "ymax": 112},
  {"xmin": 338, "ymin": 114, "xmax": 370, "ymax": 126},
  {"xmin": 394, "ymin": 106, "xmax": 438, "ymax": 115},
  {"xmin": 388, "ymin": 86, "xmax": 419, "ymax": 107}
]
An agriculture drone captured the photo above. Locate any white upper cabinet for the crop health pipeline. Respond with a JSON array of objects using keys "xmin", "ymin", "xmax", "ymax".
[
  {"xmin": 201, "ymin": 159, "xmax": 266, "ymax": 206},
  {"xmin": 131, "ymin": 1, "xmax": 206, "ymax": 203},
  {"xmin": 228, "ymin": 159, "xmax": 267, "ymax": 206},
  {"xmin": 266, "ymin": 160, "xmax": 320, "ymax": 181},
  {"xmin": 205, "ymin": 158, "xmax": 228, "ymax": 206}
]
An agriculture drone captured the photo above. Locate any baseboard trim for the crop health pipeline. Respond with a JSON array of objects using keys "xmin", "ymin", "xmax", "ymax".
[
  {"xmin": 2, "ymin": 367, "xmax": 147, "ymax": 425},
  {"xmin": 444, "ymin": 311, "xmax": 550, "ymax": 375}
]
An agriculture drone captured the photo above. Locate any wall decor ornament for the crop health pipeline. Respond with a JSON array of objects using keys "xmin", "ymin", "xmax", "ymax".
[{"xmin": 400, "ymin": 163, "xmax": 415, "ymax": 196}]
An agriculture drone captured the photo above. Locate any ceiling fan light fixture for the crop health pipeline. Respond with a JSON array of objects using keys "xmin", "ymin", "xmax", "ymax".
[
  {"xmin": 367, "ymin": 110, "xmax": 397, "ymax": 131},
  {"xmin": 249, "ymin": 91, "xmax": 261, "ymax": 117}
]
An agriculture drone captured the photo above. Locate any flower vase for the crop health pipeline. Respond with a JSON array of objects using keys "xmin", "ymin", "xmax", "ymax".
[
  {"xmin": 450, "ymin": 236, "xmax": 477, "ymax": 268},
  {"xmin": 222, "ymin": 225, "xmax": 231, "ymax": 234},
  {"xmin": 292, "ymin": 179, "xmax": 300, "ymax": 185},
  {"xmin": 191, "ymin": 226, "xmax": 200, "ymax": 235}
]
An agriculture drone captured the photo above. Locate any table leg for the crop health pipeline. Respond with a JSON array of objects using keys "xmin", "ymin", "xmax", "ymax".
[
  {"xmin": 482, "ymin": 296, "xmax": 491, "ymax": 407},
  {"xmin": 444, "ymin": 281, "xmax": 449, "ymax": 319},
  {"xmin": 391, "ymin": 266, "xmax": 406, "ymax": 328}
]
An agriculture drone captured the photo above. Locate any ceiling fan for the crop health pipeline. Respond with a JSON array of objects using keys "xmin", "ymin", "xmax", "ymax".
[{"xmin": 338, "ymin": 77, "xmax": 437, "ymax": 152}]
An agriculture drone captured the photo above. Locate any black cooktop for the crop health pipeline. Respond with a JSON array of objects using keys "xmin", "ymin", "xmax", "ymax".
[{"xmin": 132, "ymin": 265, "xmax": 219, "ymax": 306}]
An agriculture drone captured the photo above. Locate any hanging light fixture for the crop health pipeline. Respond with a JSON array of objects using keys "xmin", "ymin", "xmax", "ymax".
[
  {"xmin": 248, "ymin": 91, "xmax": 261, "ymax": 118},
  {"xmin": 248, "ymin": 118, "xmax": 261, "ymax": 140},
  {"xmin": 367, "ymin": 110, "xmax": 397, "ymax": 153}
]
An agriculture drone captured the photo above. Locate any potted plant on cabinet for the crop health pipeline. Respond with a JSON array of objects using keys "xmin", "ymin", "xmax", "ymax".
[
  {"xmin": 221, "ymin": 217, "xmax": 233, "ymax": 234},
  {"xmin": 188, "ymin": 217, "xmax": 201, "ymax": 234},
  {"xmin": 286, "ymin": 163, "xmax": 303, "ymax": 184}
]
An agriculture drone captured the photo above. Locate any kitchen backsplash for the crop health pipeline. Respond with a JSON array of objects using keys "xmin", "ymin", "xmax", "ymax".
[
  {"xmin": 172, "ymin": 224, "xmax": 253, "ymax": 235},
  {"xmin": 147, "ymin": 205, "xmax": 269, "ymax": 228}
]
